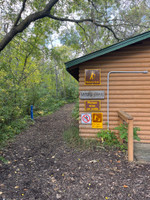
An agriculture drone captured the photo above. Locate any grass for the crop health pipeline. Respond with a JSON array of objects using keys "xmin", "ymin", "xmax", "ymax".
[
  {"xmin": 0, "ymin": 156, "xmax": 9, "ymax": 164},
  {"xmin": 63, "ymin": 126, "xmax": 100, "ymax": 150}
]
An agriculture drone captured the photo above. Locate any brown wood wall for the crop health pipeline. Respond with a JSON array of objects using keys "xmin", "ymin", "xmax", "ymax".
[{"xmin": 79, "ymin": 39, "xmax": 150, "ymax": 143}]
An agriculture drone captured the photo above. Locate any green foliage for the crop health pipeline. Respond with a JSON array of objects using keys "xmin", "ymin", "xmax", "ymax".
[
  {"xmin": 0, "ymin": 156, "xmax": 9, "ymax": 164},
  {"xmin": 72, "ymin": 100, "xmax": 79, "ymax": 120},
  {"xmin": 1, "ymin": 0, "xmax": 150, "ymax": 55},
  {"xmin": 0, "ymin": 117, "xmax": 30, "ymax": 148},
  {"xmin": 114, "ymin": 123, "xmax": 141, "ymax": 142},
  {"xmin": 0, "ymin": 33, "xmax": 78, "ymax": 148},
  {"xmin": 133, "ymin": 127, "xmax": 141, "ymax": 141},
  {"xmin": 64, "ymin": 126, "xmax": 100, "ymax": 150},
  {"xmin": 97, "ymin": 129, "xmax": 119, "ymax": 146},
  {"xmin": 64, "ymin": 85, "xmax": 79, "ymax": 102},
  {"xmin": 64, "ymin": 126, "xmax": 83, "ymax": 147},
  {"xmin": 35, "ymin": 97, "xmax": 67, "ymax": 116},
  {"xmin": 97, "ymin": 124, "xmax": 140, "ymax": 150},
  {"xmin": 114, "ymin": 124, "xmax": 128, "ymax": 142}
]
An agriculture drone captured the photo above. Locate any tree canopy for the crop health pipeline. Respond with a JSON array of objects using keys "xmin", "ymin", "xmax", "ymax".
[{"xmin": 0, "ymin": 0, "xmax": 150, "ymax": 52}]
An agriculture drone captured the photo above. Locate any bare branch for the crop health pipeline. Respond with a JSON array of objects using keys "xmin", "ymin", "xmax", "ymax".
[
  {"xmin": 43, "ymin": 0, "xmax": 59, "ymax": 12},
  {"xmin": 18, "ymin": 51, "xmax": 32, "ymax": 84},
  {"xmin": 76, "ymin": 22, "xmax": 100, "ymax": 49},
  {"xmin": 93, "ymin": 21, "xmax": 120, "ymax": 42},
  {"xmin": 13, "ymin": 0, "xmax": 27, "ymax": 27},
  {"xmin": 76, "ymin": 22, "xmax": 89, "ymax": 42},
  {"xmin": 49, "ymin": 14, "xmax": 120, "ymax": 41},
  {"xmin": 88, "ymin": 0, "xmax": 103, "ymax": 16},
  {"xmin": 48, "ymin": 14, "xmax": 93, "ymax": 23}
]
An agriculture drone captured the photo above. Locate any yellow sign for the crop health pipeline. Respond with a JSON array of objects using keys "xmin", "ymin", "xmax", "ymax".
[
  {"xmin": 84, "ymin": 100, "xmax": 101, "ymax": 111},
  {"xmin": 90, "ymin": 72, "xmax": 96, "ymax": 80},
  {"xmin": 85, "ymin": 69, "xmax": 101, "ymax": 85},
  {"xmin": 92, "ymin": 113, "xmax": 103, "ymax": 128}
]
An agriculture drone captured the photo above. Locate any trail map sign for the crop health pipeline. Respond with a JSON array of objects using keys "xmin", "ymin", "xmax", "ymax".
[
  {"xmin": 81, "ymin": 113, "xmax": 91, "ymax": 124},
  {"xmin": 85, "ymin": 69, "xmax": 101, "ymax": 85},
  {"xmin": 92, "ymin": 113, "xmax": 103, "ymax": 128},
  {"xmin": 85, "ymin": 100, "xmax": 101, "ymax": 111}
]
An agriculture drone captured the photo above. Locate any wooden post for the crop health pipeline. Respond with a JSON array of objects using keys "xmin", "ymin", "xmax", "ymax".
[
  {"xmin": 118, "ymin": 118, "xmax": 123, "ymax": 144},
  {"xmin": 128, "ymin": 119, "xmax": 133, "ymax": 162},
  {"xmin": 118, "ymin": 111, "xmax": 134, "ymax": 162}
]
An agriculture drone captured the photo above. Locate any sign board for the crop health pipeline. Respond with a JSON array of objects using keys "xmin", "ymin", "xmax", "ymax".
[
  {"xmin": 85, "ymin": 69, "xmax": 101, "ymax": 85},
  {"xmin": 80, "ymin": 91, "xmax": 105, "ymax": 100},
  {"xmin": 81, "ymin": 113, "xmax": 91, "ymax": 124},
  {"xmin": 92, "ymin": 113, "xmax": 103, "ymax": 128},
  {"xmin": 85, "ymin": 100, "xmax": 101, "ymax": 111}
]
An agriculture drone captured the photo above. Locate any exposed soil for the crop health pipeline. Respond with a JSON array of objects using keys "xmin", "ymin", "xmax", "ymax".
[{"xmin": 0, "ymin": 103, "xmax": 150, "ymax": 200}]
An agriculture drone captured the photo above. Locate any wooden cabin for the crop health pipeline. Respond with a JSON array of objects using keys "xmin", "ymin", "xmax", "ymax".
[{"xmin": 65, "ymin": 31, "xmax": 150, "ymax": 162}]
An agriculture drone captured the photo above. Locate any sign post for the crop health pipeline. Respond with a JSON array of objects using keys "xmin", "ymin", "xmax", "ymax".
[{"xmin": 31, "ymin": 105, "xmax": 34, "ymax": 120}]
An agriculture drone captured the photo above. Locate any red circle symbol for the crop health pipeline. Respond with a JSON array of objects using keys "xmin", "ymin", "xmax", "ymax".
[{"xmin": 82, "ymin": 114, "xmax": 91, "ymax": 123}]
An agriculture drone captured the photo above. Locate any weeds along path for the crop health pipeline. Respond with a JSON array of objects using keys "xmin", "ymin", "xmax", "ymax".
[{"xmin": 0, "ymin": 103, "xmax": 150, "ymax": 200}]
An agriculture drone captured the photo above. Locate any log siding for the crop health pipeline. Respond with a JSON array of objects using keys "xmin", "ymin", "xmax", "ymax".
[{"xmin": 79, "ymin": 40, "xmax": 150, "ymax": 143}]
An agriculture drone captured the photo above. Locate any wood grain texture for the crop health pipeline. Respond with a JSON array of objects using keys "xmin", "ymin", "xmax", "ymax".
[{"xmin": 78, "ymin": 43, "xmax": 150, "ymax": 142}]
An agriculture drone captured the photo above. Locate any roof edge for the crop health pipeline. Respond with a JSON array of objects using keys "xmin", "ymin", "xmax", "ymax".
[{"xmin": 65, "ymin": 31, "xmax": 150, "ymax": 69}]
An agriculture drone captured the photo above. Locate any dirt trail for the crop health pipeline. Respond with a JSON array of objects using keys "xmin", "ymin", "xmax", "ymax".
[{"xmin": 0, "ymin": 104, "xmax": 150, "ymax": 200}]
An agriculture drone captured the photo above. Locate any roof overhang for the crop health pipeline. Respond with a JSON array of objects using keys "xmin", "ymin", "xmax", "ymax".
[{"xmin": 65, "ymin": 31, "xmax": 150, "ymax": 81}]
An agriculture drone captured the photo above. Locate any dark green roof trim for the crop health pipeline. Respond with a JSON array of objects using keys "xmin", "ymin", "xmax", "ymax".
[{"xmin": 65, "ymin": 31, "xmax": 150, "ymax": 69}]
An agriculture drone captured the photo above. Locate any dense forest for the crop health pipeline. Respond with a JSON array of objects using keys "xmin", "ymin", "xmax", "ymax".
[{"xmin": 0, "ymin": 0, "xmax": 150, "ymax": 147}]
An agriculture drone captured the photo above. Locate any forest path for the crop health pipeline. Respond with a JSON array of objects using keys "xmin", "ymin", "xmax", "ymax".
[{"xmin": 0, "ymin": 103, "xmax": 150, "ymax": 200}]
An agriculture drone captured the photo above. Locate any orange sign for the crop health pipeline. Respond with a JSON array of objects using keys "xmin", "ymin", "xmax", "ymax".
[
  {"xmin": 85, "ymin": 69, "xmax": 101, "ymax": 85},
  {"xmin": 92, "ymin": 113, "xmax": 103, "ymax": 128},
  {"xmin": 84, "ymin": 100, "xmax": 101, "ymax": 111}
]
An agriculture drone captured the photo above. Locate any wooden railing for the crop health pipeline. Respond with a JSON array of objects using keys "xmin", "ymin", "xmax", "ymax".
[{"xmin": 118, "ymin": 111, "xmax": 133, "ymax": 162}]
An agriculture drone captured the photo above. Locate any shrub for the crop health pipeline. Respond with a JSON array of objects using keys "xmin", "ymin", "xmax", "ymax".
[
  {"xmin": 97, "ymin": 124, "xmax": 141, "ymax": 150},
  {"xmin": 97, "ymin": 129, "xmax": 119, "ymax": 146},
  {"xmin": 114, "ymin": 123, "xmax": 140, "ymax": 142}
]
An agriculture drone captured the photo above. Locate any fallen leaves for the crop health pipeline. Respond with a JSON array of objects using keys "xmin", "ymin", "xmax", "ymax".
[
  {"xmin": 0, "ymin": 184, "xmax": 4, "ymax": 187},
  {"xmin": 1, "ymin": 105, "xmax": 149, "ymax": 200},
  {"xmin": 109, "ymin": 172, "xmax": 115, "ymax": 176},
  {"xmin": 117, "ymin": 160, "xmax": 121, "ymax": 163},
  {"xmin": 56, "ymin": 194, "xmax": 61, "ymax": 199},
  {"xmin": 89, "ymin": 160, "xmax": 97, "ymax": 163},
  {"xmin": 51, "ymin": 177, "xmax": 57, "ymax": 183},
  {"xmin": 123, "ymin": 185, "xmax": 128, "ymax": 188}
]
